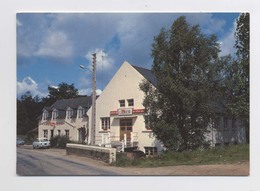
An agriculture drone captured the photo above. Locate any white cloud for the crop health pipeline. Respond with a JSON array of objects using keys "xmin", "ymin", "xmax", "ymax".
[
  {"xmin": 85, "ymin": 49, "xmax": 114, "ymax": 72},
  {"xmin": 17, "ymin": 77, "xmax": 47, "ymax": 98},
  {"xmin": 219, "ymin": 20, "xmax": 237, "ymax": 56},
  {"xmin": 78, "ymin": 88, "xmax": 102, "ymax": 96},
  {"xmin": 36, "ymin": 31, "xmax": 73, "ymax": 58}
]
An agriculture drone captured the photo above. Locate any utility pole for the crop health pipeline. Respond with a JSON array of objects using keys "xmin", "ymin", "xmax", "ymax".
[{"xmin": 91, "ymin": 53, "xmax": 97, "ymax": 145}]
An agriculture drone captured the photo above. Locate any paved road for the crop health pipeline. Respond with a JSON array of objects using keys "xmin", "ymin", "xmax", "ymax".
[
  {"xmin": 17, "ymin": 146, "xmax": 119, "ymax": 176},
  {"xmin": 17, "ymin": 146, "xmax": 249, "ymax": 176}
]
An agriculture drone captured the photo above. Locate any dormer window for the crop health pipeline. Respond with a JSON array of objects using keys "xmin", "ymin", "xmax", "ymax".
[
  {"xmin": 77, "ymin": 106, "xmax": 85, "ymax": 118},
  {"xmin": 52, "ymin": 109, "xmax": 58, "ymax": 120},
  {"xmin": 66, "ymin": 108, "xmax": 73, "ymax": 119},
  {"xmin": 42, "ymin": 110, "xmax": 49, "ymax": 121}
]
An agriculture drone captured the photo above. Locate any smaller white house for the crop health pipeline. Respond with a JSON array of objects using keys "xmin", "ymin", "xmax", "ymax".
[{"xmin": 38, "ymin": 97, "xmax": 91, "ymax": 143}]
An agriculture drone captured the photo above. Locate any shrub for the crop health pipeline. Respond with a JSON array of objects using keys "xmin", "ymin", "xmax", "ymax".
[{"xmin": 50, "ymin": 135, "xmax": 70, "ymax": 148}]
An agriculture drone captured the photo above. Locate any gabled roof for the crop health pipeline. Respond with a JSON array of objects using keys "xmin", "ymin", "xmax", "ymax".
[
  {"xmin": 132, "ymin": 65, "xmax": 157, "ymax": 86},
  {"xmin": 50, "ymin": 96, "xmax": 92, "ymax": 110}
]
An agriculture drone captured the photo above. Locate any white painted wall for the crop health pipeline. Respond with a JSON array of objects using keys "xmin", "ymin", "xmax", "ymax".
[{"xmin": 87, "ymin": 61, "xmax": 164, "ymax": 153}]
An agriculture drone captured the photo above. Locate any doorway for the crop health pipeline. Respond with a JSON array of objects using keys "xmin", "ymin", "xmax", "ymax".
[
  {"xmin": 78, "ymin": 127, "xmax": 86, "ymax": 143},
  {"xmin": 120, "ymin": 119, "xmax": 132, "ymax": 143}
]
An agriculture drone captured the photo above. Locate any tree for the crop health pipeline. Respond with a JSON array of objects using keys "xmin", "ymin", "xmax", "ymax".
[
  {"xmin": 17, "ymin": 91, "xmax": 44, "ymax": 135},
  {"xmin": 228, "ymin": 13, "xmax": 249, "ymax": 142},
  {"xmin": 42, "ymin": 82, "xmax": 79, "ymax": 106},
  {"xmin": 140, "ymin": 16, "xmax": 223, "ymax": 151}
]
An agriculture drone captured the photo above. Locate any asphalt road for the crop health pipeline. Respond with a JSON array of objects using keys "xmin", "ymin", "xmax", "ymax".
[{"xmin": 16, "ymin": 146, "xmax": 120, "ymax": 176}]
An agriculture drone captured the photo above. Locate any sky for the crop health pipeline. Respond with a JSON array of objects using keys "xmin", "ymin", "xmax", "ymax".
[{"xmin": 16, "ymin": 13, "xmax": 240, "ymax": 99}]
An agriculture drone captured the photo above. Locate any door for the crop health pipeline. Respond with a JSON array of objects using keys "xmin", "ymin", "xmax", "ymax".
[
  {"xmin": 120, "ymin": 119, "xmax": 132, "ymax": 143},
  {"xmin": 78, "ymin": 128, "xmax": 86, "ymax": 143}
]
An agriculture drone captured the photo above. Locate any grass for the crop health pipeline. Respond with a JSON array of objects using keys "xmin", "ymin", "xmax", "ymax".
[{"xmin": 112, "ymin": 144, "xmax": 249, "ymax": 167}]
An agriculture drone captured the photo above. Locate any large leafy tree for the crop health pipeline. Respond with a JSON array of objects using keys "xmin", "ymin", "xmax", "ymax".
[
  {"xmin": 42, "ymin": 82, "xmax": 79, "ymax": 106},
  {"xmin": 17, "ymin": 91, "xmax": 44, "ymax": 135},
  {"xmin": 140, "ymin": 16, "xmax": 223, "ymax": 151},
  {"xmin": 226, "ymin": 13, "xmax": 249, "ymax": 142}
]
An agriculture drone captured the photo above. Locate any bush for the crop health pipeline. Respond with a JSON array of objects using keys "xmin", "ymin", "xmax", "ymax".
[{"xmin": 50, "ymin": 135, "xmax": 70, "ymax": 148}]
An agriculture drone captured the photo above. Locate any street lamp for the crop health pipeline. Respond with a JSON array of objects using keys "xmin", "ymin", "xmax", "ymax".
[{"xmin": 79, "ymin": 53, "xmax": 97, "ymax": 145}]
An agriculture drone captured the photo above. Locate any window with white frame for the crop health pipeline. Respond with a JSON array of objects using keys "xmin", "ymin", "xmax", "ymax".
[
  {"xmin": 52, "ymin": 109, "xmax": 58, "ymax": 120},
  {"xmin": 77, "ymin": 107, "xmax": 85, "ymax": 118},
  {"xmin": 43, "ymin": 130, "xmax": 48, "ymax": 138},
  {"xmin": 42, "ymin": 110, "xmax": 48, "ymax": 121},
  {"xmin": 127, "ymin": 99, "xmax": 134, "ymax": 107},
  {"xmin": 101, "ymin": 117, "xmax": 110, "ymax": 130},
  {"xmin": 65, "ymin": 130, "xmax": 69, "ymax": 139},
  {"xmin": 119, "ymin": 100, "xmax": 125, "ymax": 107},
  {"xmin": 66, "ymin": 108, "xmax": 73, "ymax": 119}
]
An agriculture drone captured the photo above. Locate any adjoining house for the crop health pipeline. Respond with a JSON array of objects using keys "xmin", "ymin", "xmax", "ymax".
[
  {"xmin": 38, "ymin": 61, "xmax": 247, "ymax": 155},
  {"xmin": 38, "ymin": 96, "xmax": 92, "ymax": 143}
]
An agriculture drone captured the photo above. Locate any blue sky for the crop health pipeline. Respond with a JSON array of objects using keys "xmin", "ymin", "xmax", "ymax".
[{"xmin": 16, "ymin": 13, "xmax": 240, "ymax": 98}]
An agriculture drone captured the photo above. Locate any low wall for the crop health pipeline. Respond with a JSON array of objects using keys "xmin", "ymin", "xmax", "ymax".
[{"xmin": 66, "ymin": 144, "xmax": 116, "ymax": 164}]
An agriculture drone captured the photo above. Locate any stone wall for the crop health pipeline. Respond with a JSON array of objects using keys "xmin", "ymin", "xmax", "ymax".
[{"xmin": 66, "ymin": 143, "xmax": 116, "ymax": 164}]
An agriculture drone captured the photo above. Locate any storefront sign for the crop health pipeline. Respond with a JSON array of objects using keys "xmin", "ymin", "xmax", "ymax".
[
  {"xmin": 110, "ymin": 108, "xmax": 145, "ymax": 116},
  {"xmin": 42, "ymin": 121, "xmax": 64, "ymax": 126},
  {"xmin": 118, "ymin": 108, "xmax": 133, "ymax": 116},
  {"xmin": 133, "ymin": 109, "xmax": 145, "ymax": 114}
]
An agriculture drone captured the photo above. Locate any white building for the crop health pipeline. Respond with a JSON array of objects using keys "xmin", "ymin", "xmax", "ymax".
[
  {"xmin": 87, "ymin": 61, "xmax": 246, "ymax": 153},
  {"xmin": 38, "ymin": 97, "xmax": 91, "ymax": 143},
  {"xmin": 38, "ymin": 61, "xmax": 246, "ymax": 154},
  {"xmin": 87, "ymin": 61, "xmax": 163, "ymax": 154}
]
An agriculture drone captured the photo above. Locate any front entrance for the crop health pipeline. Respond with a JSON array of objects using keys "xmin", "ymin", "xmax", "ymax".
[
  {"xmin": 120, "ymin": 119, "xmax": 132, "ymax": 144},
  {"xmin": 78, "ymin": 127, "xmax": 86, "ymax": 143}
]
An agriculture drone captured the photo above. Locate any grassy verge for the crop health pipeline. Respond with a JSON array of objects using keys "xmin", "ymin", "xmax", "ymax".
[{"xmin": 112, "ymin": 144, "xmax": 249, "ymax": 167}]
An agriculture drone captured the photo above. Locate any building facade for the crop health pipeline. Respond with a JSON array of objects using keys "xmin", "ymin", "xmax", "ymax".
[
  {"xmin": 87, "ymin": 61, "xmax": 246, "ymax": 153},
  {"xmin": 38, "ymin": 61, "xmax": 247, "ymax": 154},
  {"xmin": 38, "ymin": 97, "xmax": 91, "ymax": 143},
  {"xmin": 87, "ymin": 61, "xmax": 164, "ymax": 154}
]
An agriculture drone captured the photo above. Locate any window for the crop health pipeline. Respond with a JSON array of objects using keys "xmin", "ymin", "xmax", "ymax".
[
  {"xmin": 66, "ymin": 108, "xmax": 73, "ymax": 119},
  {"xmin": 144, "ymin": 147, "xmax": 157, "ymax": 155},
  {"xmin": 52, "ymin": 109, "xmax": 58, "ymax": 120},
  {"xmin": 65, "ymin": 130, "xmax": 69, "ymax": 139},
  {"xmin": 127, "ymin": 99, "xmax": 134, "ymax": 107},
  {"xmin": 101, "ymin": 117, "xmax": 110, "ymax": 130},
  {"xmin": 119, "ymin": 100, "xmax": 125, "ymax": 107},
  {"xmin": 57, "ymin": 130, "xmax": 61, "ymax": 136},
  {"xmin": 42, "ymin": 111, "xmax": 48, "ymax": 121},
  {"xmin": 144, "ymin": 115, "xmax": 151, "ymax": 130},
  {"xmin": 43, "ymin": 130, "xmax": 48, "ymax": 138},
  {"xmin": 77, "ymin": 108, "xmax": 85, "ymax": 118}
]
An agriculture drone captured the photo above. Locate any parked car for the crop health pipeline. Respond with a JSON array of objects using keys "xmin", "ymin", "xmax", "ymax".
[
  {"xmin": 32, "ymin": 138, "xmax": 50, "ymax": 149},
  {"xmin": 16, "ymin": 138, "xmax": 25, "ymax": 146}
]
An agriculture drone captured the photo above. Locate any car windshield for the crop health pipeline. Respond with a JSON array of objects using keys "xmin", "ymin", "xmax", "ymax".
[{"xmin": 37, "ymin": 138, "xmax": 48, "ymax": 142}]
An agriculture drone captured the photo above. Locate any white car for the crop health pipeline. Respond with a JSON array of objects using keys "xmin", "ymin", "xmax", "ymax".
[{"xmin": 32, "ymin": 138, "xmax": 50, "ymax": 149}]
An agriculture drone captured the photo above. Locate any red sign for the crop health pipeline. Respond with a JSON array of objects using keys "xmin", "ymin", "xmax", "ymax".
[
  {"xmin": 110, "ymin": 111, "xmax": 118, "ymax": 115},
  {"xmin": 110, "ymin": 108, "xmax": 145, "ymax": 116},
  {"xmin": 133, "ymin": 109, "xmax": 145, "ymax": 114},
  {"xmin": 118, "ymin": 108, "xmax": 132, "ymax": 116}
]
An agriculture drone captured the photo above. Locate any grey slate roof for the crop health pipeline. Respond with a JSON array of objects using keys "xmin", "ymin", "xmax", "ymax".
[
  {"xmin": 40, "ymin": 96, "xmax": 92, "ymax": 120},
  {"xmin": 132, "ymin": 65, "xmax": 157, "ymax": 86},
  {"xmin": 50, "ymin": 96, "xmax": 92, "ymax": 110}
]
